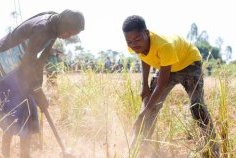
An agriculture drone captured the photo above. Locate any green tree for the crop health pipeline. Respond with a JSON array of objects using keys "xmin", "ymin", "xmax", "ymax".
[
  {"xmin": 196, "ymin": 30, "xmax": 209, "ymax": 44},
  {"xmin": 196, "ymin": 41, "xmax": 211, "ymax": 60},
  {"xmin": 53, "ymin": 39, "xmax": 65, "ymax": 52},
  {"xmin": 225, "ymin": 46, "xmax": 232, "ymax": 62},
  {"xmin": 187, "ymin": 23, "xmax": 222, "ymax": 61},
  {"xmin": 215, "ymin": 37, "xmax": 224, "ymax": 50},
  {"xmin": 210, "ymin": 47, "xmax": 221, "ymax": 60},
  {"xmin": 187, "ymin": 23, "xmax": 198, "ymax": 43},
  {"xmin": 64, "ymin": 35, "xmax": 81, "ymax": 45}
]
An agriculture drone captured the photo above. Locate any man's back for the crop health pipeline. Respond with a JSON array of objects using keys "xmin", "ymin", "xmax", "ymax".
[
  {"xmin": 0, "ymin": 12, "xmax": 57, "ymax": 52},
  {"xmin": 0, "ymin": 12, "xmax": 57, "ymax": 78}
]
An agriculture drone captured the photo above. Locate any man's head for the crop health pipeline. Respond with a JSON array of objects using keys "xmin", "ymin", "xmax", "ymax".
[
  {"xmin": 122, "ymin": 15, "xmax": 150, "ymax": 55},
  {"xmin": 57, "ymin": 9, "xmax": 85, "ymax": 39}
]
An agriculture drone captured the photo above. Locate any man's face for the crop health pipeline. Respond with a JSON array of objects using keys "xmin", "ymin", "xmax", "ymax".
[
  {"xmin": 124, "ymin": 30, "xmax": 150, "ymax": 55},
  {"xmin": 59, "ymin": 29, "xmax": 81, "ymax": 39}
]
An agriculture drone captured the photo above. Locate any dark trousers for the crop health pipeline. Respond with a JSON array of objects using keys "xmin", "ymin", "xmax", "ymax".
[{"xmin": 138, "ymin": 61, "xmax": 218, "ymax": 157}]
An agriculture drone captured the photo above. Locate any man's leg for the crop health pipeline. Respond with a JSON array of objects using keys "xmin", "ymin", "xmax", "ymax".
[
  {"xmin": 180, "ymin": 65, "xmax": 219, "ymax": 157},
  {"xmin": 20, "ymin": 135, "xmax": 31, "ymax": 158},
  {"xmin": 2, "ymin": 133, "xmax": 12, "ymax": 158},
  {"xmin": 132, "ymin": 73, "xmax": 176, "ymax": 157}
]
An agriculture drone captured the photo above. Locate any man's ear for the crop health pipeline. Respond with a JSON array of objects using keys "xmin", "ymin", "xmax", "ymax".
[{"xmin": 143, "ymin": 29, "xmax": 149, "ymax": 40}]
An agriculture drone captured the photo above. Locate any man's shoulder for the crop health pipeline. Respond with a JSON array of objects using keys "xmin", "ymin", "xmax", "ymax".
[
  {"xmin": 12, "ymin": 14, "xmax": 50, "ymax": 37},
  {"xmin": 150, "ymin": 32, "xmax": 171, "ymax": 46}
]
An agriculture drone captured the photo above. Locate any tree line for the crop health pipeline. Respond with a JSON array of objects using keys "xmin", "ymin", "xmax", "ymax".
[{"xmin": 49, "ymin": 22, "xmax": 233, "ymax": 74}]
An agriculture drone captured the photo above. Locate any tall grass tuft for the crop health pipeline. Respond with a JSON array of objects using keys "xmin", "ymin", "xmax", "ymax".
[{"xmin": 218, "ymin": 70, "xmax": 232, "ymax": 157}]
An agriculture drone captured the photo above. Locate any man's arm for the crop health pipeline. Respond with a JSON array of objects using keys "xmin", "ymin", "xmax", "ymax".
[
  {"xmin": 140, "ymin": 60, "xmax": 151, "ymax": 100},
  {"xmin": 140, "ymin": 65, "xmax": 171, "ymax": 115},
  {"xmin": 35, "ymin": 40, "xmax": 56, "ymax": 87},
  {"xmin": 0, "ymin": 24, "xmax": 30, "ymax": 52},
  {"xmin": 31, "ymin": 40, "xmax": 55, "ymax": 109},
  {"xmin": 17, "ymin": 28, "xmax": 55, "ymax": 92}
]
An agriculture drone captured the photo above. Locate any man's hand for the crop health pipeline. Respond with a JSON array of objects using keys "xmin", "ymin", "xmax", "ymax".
[
  {"xmin": 140, "ymin": 86, "xmax": 151, "ymax": 101},
  {"xmin": 32, "ymin": 87, "xmax": 49, "ymax": 110}
]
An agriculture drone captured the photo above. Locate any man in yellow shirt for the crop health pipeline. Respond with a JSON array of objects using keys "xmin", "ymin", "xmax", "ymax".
[{"xmin": 122, "ymin": 15, "xmax": 219, "ymax": 157}]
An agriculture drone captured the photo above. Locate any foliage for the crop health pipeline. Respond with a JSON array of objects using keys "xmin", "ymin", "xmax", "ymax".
[
  {"xmin": 53, "ymin": 39, "xmax": 65, "ymax": 52},
  {"xmin": 64, "ymin": 35, "xmax": 81, "ymax": 45},
  {"xmin": 187, "ymin": 23, "xmax": 226, "ymax": 62}
]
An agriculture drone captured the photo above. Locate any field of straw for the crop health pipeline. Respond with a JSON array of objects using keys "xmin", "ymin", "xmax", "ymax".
[{"xmin": 1, "ymin": 65, "xmax": 236, "ymax": 158}]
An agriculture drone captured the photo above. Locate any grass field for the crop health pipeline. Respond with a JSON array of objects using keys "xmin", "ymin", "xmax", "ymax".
[{"xmin": 1, "ymin": 66, "xmax": 236, "ymax": 158}]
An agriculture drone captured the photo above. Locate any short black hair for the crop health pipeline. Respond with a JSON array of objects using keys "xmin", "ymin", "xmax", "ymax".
[{"xmin": 122, "ymin": 15, "xmax": 147, "ymax": 32}]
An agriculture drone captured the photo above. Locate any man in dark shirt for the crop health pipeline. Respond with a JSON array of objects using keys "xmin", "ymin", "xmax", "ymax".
[{"xmin": 0, "ymin": 9, "xmax": 84, "ymax": 158}]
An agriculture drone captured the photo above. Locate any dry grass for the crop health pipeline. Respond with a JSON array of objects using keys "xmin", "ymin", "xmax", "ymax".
[{"xmin": 1, "ymin": 70, "xmax": 236, "ymax": 158}]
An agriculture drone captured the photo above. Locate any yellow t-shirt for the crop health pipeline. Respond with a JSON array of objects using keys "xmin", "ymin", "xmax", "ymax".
[{"xmin": 130, "ymin": 32, "xmax": 202, "ymax": 72}]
